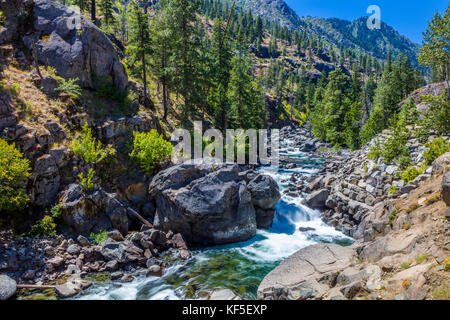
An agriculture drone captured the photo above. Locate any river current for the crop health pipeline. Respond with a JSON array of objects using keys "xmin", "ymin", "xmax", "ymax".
[{"xmin": 77, "ymin": 136, "xmax": 352, "ymax": 300}]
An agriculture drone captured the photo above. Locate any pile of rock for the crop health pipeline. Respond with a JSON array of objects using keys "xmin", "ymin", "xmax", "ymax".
[{"xmin": 0, "ymin": 227, "xmax": 190, "ymax": 298}]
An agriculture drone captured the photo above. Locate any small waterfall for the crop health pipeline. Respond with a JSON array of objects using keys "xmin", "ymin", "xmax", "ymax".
[{"xmin": 77, "ymin": 133, "xmax": 352, "ymax": 300}]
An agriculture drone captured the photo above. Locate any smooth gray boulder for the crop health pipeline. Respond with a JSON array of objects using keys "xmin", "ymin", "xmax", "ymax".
[
  {"xmin": 248, "ymin": 174, "xmax": 281, "ymax": 210},
  {"xmin": 149, "ymin": 159, "xmax": 280, "ymax": 246},
  {"xmin": 304, "ymin": 189, "xmax": 329, "ymax": 209},
  {"xmin": 0, "ymin": 274, "xmax": 17, "ymax": 300},
  {"xmin": 23, "ymin": 0, "xmax": 128, "ymax": 90},
  {"xmin": 258, "ymin": 244, "xmax": 356, "ymax": 300}
]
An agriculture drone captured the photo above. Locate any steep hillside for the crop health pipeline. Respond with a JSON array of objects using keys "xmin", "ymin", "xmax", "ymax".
[
  {"xmin": 233, "ymin": 0, "xmax": 419, "ymax": 61},
  {"xmin": 303, "ymin": 17, "xmax": 420, "ymax": 62},
  {"xmin": 235, "ymin": 0, "xmax": 301, "ymax": 28}
]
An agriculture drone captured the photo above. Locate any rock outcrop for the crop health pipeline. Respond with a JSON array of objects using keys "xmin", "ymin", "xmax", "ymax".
[
  {"xmin": 148, "ymin": 159, "xmax": 280, "ymax": 246},
  {"xmin": 258, "ymin": 243, "xmax": 358, "ymax": 300},
  {"xmin": 59, "ymin": 184, "xmax": 129, "ymax": 236},
  {"xmin": 0, "ymin": 0, "xmax": 128, "ymax": 90}
]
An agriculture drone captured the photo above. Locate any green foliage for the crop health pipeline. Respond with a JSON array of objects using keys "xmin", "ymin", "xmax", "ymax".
[
  {"xmin": 397, "ymin": 97, "xmax": 419, "ymax": 127},
  {"xmin": 95, "ymin": 78, "xmax": 128, "ymax": 102},
  {"xmin": 361, "ymin": 106, "xmax": 385, "ymax": 145},
  {"xmin": 388, "ymin": 186, "xmax": 397, "ymax": 194},
  {"xmin": 228, "ymin": 52, "xmax": 265, "ymax": 129},
  {"xmin": 401, "ymin": 166, "xmax": 422, "ymax": 183},
  {"xmin": 54, "ymin": 77, "xmax": 82, "ymax": 99},
  {"xmin": 388, "ymin": 209, "xmax": 397, "ymax": 227},
  {"xmin": 374, "ymin": 125, "xmax": 409, "ymax": 164},
  {"xmin": 72, "ymin": 123, "xmax": 116, "ymax": 164},
  {"xmin": 89, "ymin": 230, "xmax": 108, "ymax": 244},
  {"xmin": 0, "ymin": 138, "xmax": 31, "ymax": 213},
  {"xmin": 311, "ymin": 69, "xmax": 353, "ymax": 146},
  {"xmin": 129, "ymin": 130, "xmax": 173, "ymax": 175},
  {"xmin": 78, "ymin": 168, "xmax": 95, "ymax": 192},
  {"xmin": 29, "ymin": 216, "xmax": 57, "ymax": 237},
  {"xmin": 127, "ymin": 1, "xmax": 152, "ymax": 97},
  {"xmin": 48, "ymin": 204, "xmax": 61, "ymax": 220},
  {"xmin": 418, "ymin": 5, "xmax": 450, "ymax": 84},
  {"xmin": 344, "ymin": 102, "xmax": 362, "ymax": 150},
  {"xmin": 422, "ymin": 136, "xmax": 450, "ymax": 166},
  {"xmin": 417, "ymin": 92, "xmax": 450, "ymax": 140},
  {"xmin": 415, "ymin": 253, "xmax": 429, "ymax": 264},
  {"xmin": 367, "ymin": 139, "xmax": 383, "ymax": 160}
]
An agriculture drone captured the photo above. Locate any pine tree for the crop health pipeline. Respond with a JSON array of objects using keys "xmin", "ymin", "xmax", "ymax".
[
  {"xmin": 228, "ymin": 52, "xmax": 264, "ymax": 129},
  {"xmin": 209, "ymin": 18, "xmax": 232, "ymax": 129},
  {"xmin": 150, "ymin": 0, "xmax": 173, "ymax": 120},
  {"xmin": 99, "ymin": 0, "xmax": 115, "ymax": 29},
  {"xmin": 165, "ymin": 0, "xmax": 201, "ymax": 124},
  {"xmin": 419, "ymin": 5, "xmax": 449, "ymax": 97},
  {"xmin": 127, "ymin": 0, "xmax": 152, "ymax": 102}
]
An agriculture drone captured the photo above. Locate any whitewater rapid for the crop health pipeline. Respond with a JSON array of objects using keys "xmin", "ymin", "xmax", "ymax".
[{"xmin": 77, "ymin": 136, "xmax": 352, "ymax": 300}]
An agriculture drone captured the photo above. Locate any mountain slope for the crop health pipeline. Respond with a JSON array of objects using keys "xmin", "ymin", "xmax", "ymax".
[
  {"xmin": 235, "ymin": 0, "xmax": 301, "ymax": 28},
  {"xmin": 302, "ymin": 16, "xmax": 420, "ymax": 61},
  {"xmin": 234, "ymin": 0, "xmax": 419, "ymax": 61}
]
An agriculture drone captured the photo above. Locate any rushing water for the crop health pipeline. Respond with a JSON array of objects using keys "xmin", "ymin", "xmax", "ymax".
[{"xmin": 77, "ymin": 136, "xmax": 353, "ymax": 300}]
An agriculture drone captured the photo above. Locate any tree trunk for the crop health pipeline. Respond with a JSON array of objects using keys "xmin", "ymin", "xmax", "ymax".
[
  {"xmin": 91, "ymin": 0, "xmax": 96, "ymax": 22},
  {"xmin": 163, "ymin": 83, "xmax": 168, "ymax": 120}
]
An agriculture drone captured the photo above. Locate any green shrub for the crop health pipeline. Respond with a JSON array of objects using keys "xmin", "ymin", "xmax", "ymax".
[
  {"xmin": 388, "ymin": 186, "xmax": 397, "ymax": 194},
  {"xmin": 89, "ymin": 230, "xmax": 108, "ymax": 244},
  {"xmin": 417, "ymin": 92, "xmax": 450, "ymax": 140},
  {"xmin": 78, "ymin": 168, "xmax": 95, "ymax": 192},
  {"xmin": 422, "ymin": 137, "xmax": 450, "ymax": 166},
  {"xmin": 380, "ymin": 126, "xmax": 409, "ymax": 164},
  {"xmin": 388, "ymin": 209, "xmax": 397, "ymax": 227},
  {"xmin": 45, "ymin": 204, "xmax": 61, "ymax": 220},
  {"xmin": 397, "ymin": 155, "xmax": 412, "ymax": 169},
  {"xmin": 129, "ymin": 130, "xmax": 173, "ymax": 175},
  {"xmin": 401, "ymin": 166, "xmax": 422, "ymax": 183},
  {"xmin": 0, "ymin": 138, "xmax": 31, "ymax": 213},
  {"xmin": 367, "ymin": 139, "xmax": 382, "ymax": 160},
  {"xmin": 55, "ymin": 78, "xmax": 82, "ymax": 99},
  {"xmin": 72, "ymin": 123, "xmax": 116, "ymax": 164},
  {"xmin": 29, "ymin": 216, "xmax": 57, "ymax": 237}
]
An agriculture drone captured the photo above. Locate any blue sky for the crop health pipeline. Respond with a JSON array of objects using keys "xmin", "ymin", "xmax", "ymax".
[{"xmin": 284, "ymin": 0, "xmax": 448, "ymax": 44}]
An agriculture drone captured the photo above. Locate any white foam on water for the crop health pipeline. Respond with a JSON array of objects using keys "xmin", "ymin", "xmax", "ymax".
[{"xmin": 78, "ymin": 131, "xmax": 352, "ymax": 300}]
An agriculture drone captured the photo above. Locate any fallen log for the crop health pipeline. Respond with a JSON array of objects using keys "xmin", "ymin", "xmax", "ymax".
[
  {"xmin": 127, "ymin": 207, "xmax": 153, "ymax": 229},
  {"xmin": 17, "ymin": 284, "xmax": 56, "ymax": 290}
]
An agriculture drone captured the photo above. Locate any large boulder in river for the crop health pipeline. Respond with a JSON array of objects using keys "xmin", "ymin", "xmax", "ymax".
[
  {"xmin": 21, "ymin": 0, "xmax": 128, "ymax": 90},
  {"xmin": 248, "ymin": 175, "xmax": 281, "ymax": 210},
  {"xmin": 0, "ymin": 274, "xmax": 17, "ymax": 300},
  {"xmin": 148, "ymin": 159, "xmax": 280, "ymax": 246}
]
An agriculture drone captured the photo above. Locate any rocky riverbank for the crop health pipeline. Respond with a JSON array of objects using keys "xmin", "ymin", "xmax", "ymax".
[{"xmin": 258, "ymin": 125, "xmax": 450, "ymax": 300}]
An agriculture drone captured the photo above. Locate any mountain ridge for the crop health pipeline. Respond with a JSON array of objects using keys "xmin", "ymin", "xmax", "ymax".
[{"xmin": 233, "ymin": 0, "xmax": 419, "ymax": 61}]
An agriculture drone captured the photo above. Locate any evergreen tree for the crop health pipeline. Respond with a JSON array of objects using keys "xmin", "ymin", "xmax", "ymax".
[
  {"xmin": 165, "ymin": 0, "xmax": 202, "ymax": 124},
  {"xmin": 419, "ymin": 5, "xmax": 449, "ymax": 98},
  {"xmin": 127, "ymin": 0, "xmax": 152, "ymax": 102},
  {"xmin": 150, "ymin": 0, "xmax": 174, "ymax": 120},
  {"xmin": 228, "ymin": 52, "xmax": 264, "ymax": 129},
  {"xmin": 99, "ymin": 0, "xmax": 115, "ymax": 29},
  {"xmin": 209, "ymin": 18, "xmax": 232, "ymax": 129}
]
